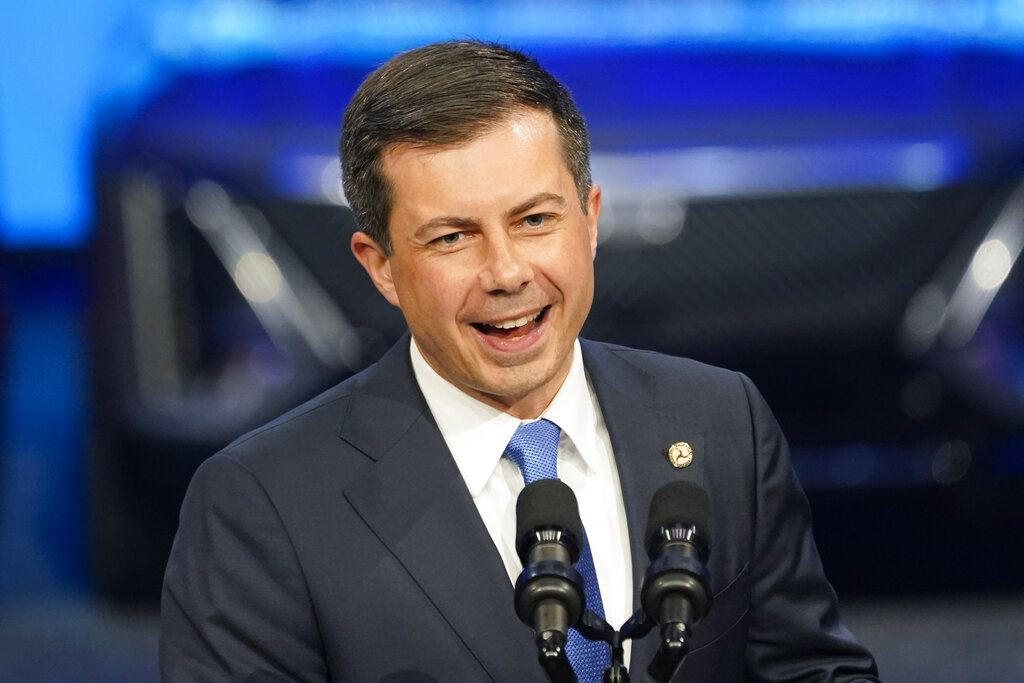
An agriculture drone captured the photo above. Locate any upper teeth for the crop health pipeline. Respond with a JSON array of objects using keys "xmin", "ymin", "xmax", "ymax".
[{"xmin": 492, "ymin": 311, "xmax": 539, "ymax": 329}]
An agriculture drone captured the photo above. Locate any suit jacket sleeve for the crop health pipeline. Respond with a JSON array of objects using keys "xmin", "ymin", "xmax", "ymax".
[
  {"xmin": 160, "ymin": 452, "xmax": 328, "ymax": 682},
  {"xmin": 739, "ymin": 373, "xmax": 879, "ymax": 682}
]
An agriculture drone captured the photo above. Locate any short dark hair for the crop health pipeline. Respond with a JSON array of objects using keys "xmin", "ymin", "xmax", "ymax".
[{"xmin": 340, "ymin": 40, "xmax": 592, "ymax": 254}]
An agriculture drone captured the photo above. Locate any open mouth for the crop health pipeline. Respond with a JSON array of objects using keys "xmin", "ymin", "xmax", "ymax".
[{"xmin": 472, "ymin": 306, "xmax": 549, "ymax": 340}]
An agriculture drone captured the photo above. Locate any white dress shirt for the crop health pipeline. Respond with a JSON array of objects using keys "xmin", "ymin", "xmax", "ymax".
[{"xmin": 409, "ymin": 337, "xmax": 633, "ymax": 663}]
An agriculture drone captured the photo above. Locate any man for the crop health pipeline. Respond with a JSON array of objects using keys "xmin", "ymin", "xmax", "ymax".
[{"xmin": 161, "ymin": 40, "xmax": 880, "ymax": 682}]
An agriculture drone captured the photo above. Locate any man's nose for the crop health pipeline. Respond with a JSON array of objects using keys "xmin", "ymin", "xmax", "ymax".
[{"xmin": 479, "ymin": 233, "xmax": 532, "ymax": 293}]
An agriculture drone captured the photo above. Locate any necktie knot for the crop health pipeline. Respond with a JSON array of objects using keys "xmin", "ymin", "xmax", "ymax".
[{"xmin": 505, "ymin": 418, "xmax": 561, "ymax": 483}]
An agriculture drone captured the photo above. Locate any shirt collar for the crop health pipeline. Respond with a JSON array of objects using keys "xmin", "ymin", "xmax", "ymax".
[{"xmin": 409, "ymin": 337, "xmax": 599, "ymax": 496}]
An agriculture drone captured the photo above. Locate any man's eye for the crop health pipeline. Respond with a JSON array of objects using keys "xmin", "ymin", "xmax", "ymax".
[
  {"xmin": 523, "ymin": 214, "xmax": 549, "ymax": 228},
  {"xmin": 436, "ymin": 232, "xmax": 463, "ymax": 245}
]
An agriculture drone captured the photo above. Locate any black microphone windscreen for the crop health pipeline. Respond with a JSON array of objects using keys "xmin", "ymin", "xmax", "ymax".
[
  {"xmin": 515, "ymin": 479, "xmax": 584, "ymax": 545},
  {"xmin": 645, "ymin": 481, "xmax": 712, "ymax": 543}
]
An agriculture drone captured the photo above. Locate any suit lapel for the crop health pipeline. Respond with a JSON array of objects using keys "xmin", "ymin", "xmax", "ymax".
[
  {"xmin": 581, "ymin": 340, "xmax": 707, "ymax": 671},
  {"xmin": 339, "ymin": 339, "xmax": 541, "ymax": 680}
]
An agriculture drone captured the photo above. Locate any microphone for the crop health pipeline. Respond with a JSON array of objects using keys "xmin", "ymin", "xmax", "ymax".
[
  {"xmin": 513, "ymin": 479, "xmax": 587, "ymax": 676},
  {"xmin": 640, "ymin": 481, "xmax": 713, "ymax": 682}
]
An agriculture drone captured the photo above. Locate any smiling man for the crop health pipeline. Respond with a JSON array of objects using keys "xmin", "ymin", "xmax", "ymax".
[
  {"xmin": 161, "ymin": 41, "xmax": 880, "ymax": 682},
  {"xmin": 351, "ymin": 107, "xmax": 599, "ymax": 419}
]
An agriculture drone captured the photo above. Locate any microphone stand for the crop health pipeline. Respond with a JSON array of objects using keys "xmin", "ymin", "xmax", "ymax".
[
  {"xmin": 534, "ymin": 629, "xmax": 578, "ymax": 683},
  {"xmin": 528, "ymin": 608, "xmax": 622, "ymax": 683},
  {"xmin": 577, "ymin": 610, "xmax": 624, "ymax": 683},
  {"xmin": 643, "ymin": 621, "xmax": 691, "ymax": 683},
  {"xmin": 617, "ymin": 608, "xmax": 691, "ymax": 683},
  {"xmin": 529, "ymin": 607, "xmax": 691, "ymax": 683}
]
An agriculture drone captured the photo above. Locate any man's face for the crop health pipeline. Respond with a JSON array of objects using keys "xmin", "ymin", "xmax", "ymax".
[{"xmin": 351, "ymin": 108, "xmax": 600, "ymax": 418}]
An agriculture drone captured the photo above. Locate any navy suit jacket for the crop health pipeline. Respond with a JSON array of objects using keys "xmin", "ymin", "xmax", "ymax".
[{"xmin": 160, "ymin": 337, "xmax": 879, "ymax": 682}]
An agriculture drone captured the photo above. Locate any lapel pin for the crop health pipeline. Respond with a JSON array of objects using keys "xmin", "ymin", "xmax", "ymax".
[{"xmin": 667, "ymin": 442, "xmax": 694, "ymax": 468}]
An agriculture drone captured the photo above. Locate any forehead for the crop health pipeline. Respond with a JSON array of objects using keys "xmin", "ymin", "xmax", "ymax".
[{"xmin": 380, "ymin": 109, "xmax": 571, "ymax": 215}]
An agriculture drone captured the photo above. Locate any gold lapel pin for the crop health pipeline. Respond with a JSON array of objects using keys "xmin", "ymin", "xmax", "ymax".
[{"xmin": 667, "ymin": 442, "xmax": 694, "ymax": 468}]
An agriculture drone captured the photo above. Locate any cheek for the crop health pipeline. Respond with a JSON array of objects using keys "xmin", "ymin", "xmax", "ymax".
[
  {"xmin": 547, "ymin": 236, "xmax": 596, "ymax": 285},
  {"xmin": 401, "ymin": 264, "xmax": 467, "ymax": 315}
]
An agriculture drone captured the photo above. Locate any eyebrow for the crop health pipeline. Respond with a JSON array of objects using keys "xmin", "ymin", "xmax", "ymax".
[
  {"xmin": 507, "ymin": 192, "xmax": 567, "ymax": 219},
  {"xmin": 415, "ymin": 216, "xmax": 479, "ymax": 235},
  {"xmin": 413, "ymin": 192, "xmax": 568, "ymax": 237}
]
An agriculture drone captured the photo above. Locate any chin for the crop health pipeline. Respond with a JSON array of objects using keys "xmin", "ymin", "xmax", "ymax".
[{"xmin": 483, "ymin": 368, "xmax": 557, "ymax": 403}]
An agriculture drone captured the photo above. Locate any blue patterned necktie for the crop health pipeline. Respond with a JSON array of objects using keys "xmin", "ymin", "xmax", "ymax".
[{"xmin": 505, "ymin": 418, "xmax": 610, "ymax": 683}]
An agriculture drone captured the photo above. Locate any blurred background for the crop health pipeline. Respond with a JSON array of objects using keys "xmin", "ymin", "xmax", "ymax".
[{"xmin": 3, "ymin": 1, "xmax": 1024, "ymax": 680}]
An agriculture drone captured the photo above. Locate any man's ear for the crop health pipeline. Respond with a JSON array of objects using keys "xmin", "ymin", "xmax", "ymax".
[
  {"xmin": 351, "ymin": 231, "xmax": 401, "ymax": 308},
  {"xmin": 586, "ymin": 184, "xmax": 601, "ymax": 258}
]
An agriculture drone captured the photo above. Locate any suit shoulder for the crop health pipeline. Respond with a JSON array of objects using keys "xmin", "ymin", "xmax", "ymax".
[
  {"xmin": 205, "ymin": 342, "xmax": 422, "ymax": 486},
  {"xmin": 222, "ymin": 339, "xmax": 415, "ymax": 453},
  {"xmin": 223, "ymin": 377, "xmax": 355, "ymax": 455},
  {"xmin": 583, "ymin": 339, "xmax": 747, "ymax": 386},
  {"xmin": 185, "ymin": 375, "xmax": 369, "ymax": 501},
  {"xmin": 580, "ymin": 339, "xmax": 767, "ymax": 426}
]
